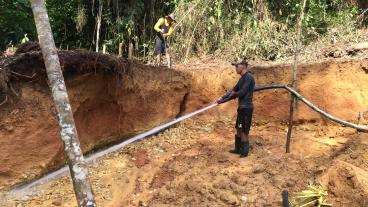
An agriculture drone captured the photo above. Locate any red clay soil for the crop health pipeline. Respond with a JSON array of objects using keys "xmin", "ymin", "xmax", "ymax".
[
  {"xmin": 0, "ymin": 45, "xmax": 367, "ymax": 199},
  {"xmin": 0, "ymin": 47, "xmax": 190, "ymax": 189},
  {"xmin": 3, "ymin": 115, "xmax": 367, "ymax": 207},
  {"xmin": 180, "ymin": 58, "xmax": 368, "ymax": 124}
]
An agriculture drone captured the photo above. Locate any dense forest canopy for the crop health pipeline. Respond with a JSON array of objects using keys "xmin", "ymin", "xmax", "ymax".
[{"xmin": 0, "ymin": 0, "xmax": 367, "ymax": 60}]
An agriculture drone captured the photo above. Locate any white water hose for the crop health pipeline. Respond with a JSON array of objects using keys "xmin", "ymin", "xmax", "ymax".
[{"xmin": 9, "ymin": 84, "xmax": 368, "ymax": 193}]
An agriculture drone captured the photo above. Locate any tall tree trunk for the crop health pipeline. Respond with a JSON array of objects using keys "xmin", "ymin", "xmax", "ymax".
[
  {"xmin": 286, "ymin": 0, "xmax": 308, "ymax": 153},
  {"xmin": 30, "ymin": 1, "xmax": 97, "ymax": 206},
  {"xmin": 118, "ymin": 42, "xmax": 123, "ymax": 57},
  {"xmin": 128, "ymin": 42, "xmax": 133, "ymax": 59},
  {"xmin": 95, "ymin": 0, "xmax": 103, "ymax": 52}
]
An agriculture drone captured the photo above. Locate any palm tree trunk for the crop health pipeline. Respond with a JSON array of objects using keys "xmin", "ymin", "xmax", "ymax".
[{"xmin": 30, "ymin": 0, "xmax": 97, "ymax": 206}]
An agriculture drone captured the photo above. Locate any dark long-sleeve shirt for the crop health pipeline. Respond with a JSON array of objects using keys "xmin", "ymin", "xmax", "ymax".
[{"xmin": 232, "ymin": 72, "xmax": 255, "ymax": 108}]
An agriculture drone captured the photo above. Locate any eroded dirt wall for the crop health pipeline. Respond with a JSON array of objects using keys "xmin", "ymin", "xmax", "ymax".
[
  {"xmin": 0, "ymin": 50, "xmax": 190, "ymax": 189},
  {"xmin": 0, "ymin": 49, "xmax": 367, "ymax": 190},
  {"xmin": 183, "ymin": 59, "xmax": 368, "ymax": 124}
]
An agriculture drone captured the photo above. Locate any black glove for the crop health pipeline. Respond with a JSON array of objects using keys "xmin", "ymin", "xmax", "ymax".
[
  {"xmin": 216, "ymin": 98, "xmax": 225, "ymax": 104},
  {"xmin": 217, "ymin": 91, "xmax": 234, "ymax": 104}
]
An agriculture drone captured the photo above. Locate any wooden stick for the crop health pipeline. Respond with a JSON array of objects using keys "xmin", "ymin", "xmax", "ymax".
[{"xmin": 286, "ymin": 0, "xmax": 308, "ymax": 153}]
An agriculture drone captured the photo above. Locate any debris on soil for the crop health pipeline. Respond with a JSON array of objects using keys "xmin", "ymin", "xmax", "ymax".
[
  {"xmin": 324, "ymin": 42, "xmax": 368, "ymax": 58},
  {"xmin": 132, "ymin": 150, "xmax": 150, "ymax": 168},
  {"xmin": 0, "ymin": 47, "xmax": 190, "ymax": 189},
  {"xmin": 2, "ymin": 117, "xmax": 367, "ymax": 207},
  {"xmin": 0, "ymin": 48, "xmax": 367, "ymax": 206},
  {"xmin": 319, "ymin": 160, "xmax": 368, "ymax": 207}
]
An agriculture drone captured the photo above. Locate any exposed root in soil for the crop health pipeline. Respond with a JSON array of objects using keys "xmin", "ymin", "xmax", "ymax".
[
  {"xmin": 0, "ymin": 42, "xmax": 128, "ymax": 106},
  {"xmin": 0, "ymin": 47, "xmax": 367, "ymax": 206},
  {"xmin": 0, "ymin": 46, "xmax": 191, "ymax": 189}
]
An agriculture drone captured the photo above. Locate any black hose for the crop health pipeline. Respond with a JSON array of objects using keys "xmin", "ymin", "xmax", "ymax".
[
  {"xmin": 254, "ymin": 84, "xmax": 368, "ymax": 132},
  {"xmin": 282, "ymin": 190, "xmax": 289, "ymax": 207}
]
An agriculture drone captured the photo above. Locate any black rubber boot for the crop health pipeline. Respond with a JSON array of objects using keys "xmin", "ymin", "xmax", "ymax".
[
  {"xmin": 240, "ymin": 141, "xmax": 249, "ymax": 158},
  {"xmin": 229, "ymin": 135, "xmax": 241, "ymax": 154}
]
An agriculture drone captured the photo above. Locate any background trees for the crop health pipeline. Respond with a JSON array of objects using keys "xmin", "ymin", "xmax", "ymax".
[{"xmin": 1, "ymin": 0, "xmax": 367, "ymax": 61}]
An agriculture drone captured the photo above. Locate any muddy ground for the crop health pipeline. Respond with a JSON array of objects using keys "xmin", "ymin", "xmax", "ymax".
[
  {"xmin": 2, "ymin": 115, "xmax": 368, "ymax": 207},
  {"xmin": 0, "ymin": 47, "xmax": 368, "ymax": 206}
]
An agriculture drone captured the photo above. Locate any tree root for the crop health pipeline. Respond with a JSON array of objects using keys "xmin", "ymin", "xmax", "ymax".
[
  {"xmin": 10, "ymin": 71, "xmax": 37, "ymax": 79},
  {"xmin": 0, "ymin": 95, "xmax": 8, "ymax": 106},
  {"xmin": 9, "ymin": 83, "xmax": 19, "ymax": 97}
]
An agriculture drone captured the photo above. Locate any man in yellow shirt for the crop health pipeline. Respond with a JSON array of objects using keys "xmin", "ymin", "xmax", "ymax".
[{"xmin": 154, "ymin": 13, "xmax": 176, "ymax": 66}]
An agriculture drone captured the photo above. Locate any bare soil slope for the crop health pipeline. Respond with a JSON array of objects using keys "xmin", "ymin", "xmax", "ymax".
[
  {"xmin": 0, "ymin": 48, "xmax": 190, "ymax": 189},
  {"xmin": 181, "ymin": 59, "xmax": 368, "ymax": 123},
  {"xmin": 3, "ymin": 117, "xmax": 367, "ymax": 207},
  {"xmin": 0, "ymin": 48, "xmax": 367, "ymax": 206}
]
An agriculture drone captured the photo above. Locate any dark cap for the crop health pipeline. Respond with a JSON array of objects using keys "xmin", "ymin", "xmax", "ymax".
[{"xmin": 231, "ymin": 57, "xmax": 249, "ymax": 66}]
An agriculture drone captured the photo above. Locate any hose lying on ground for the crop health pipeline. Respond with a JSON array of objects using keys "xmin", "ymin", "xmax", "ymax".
[
  {"xmin": 9, "ymin": 84, "xmax": 368, "ymax": 193},
  {"xmin": 254, "ymin": 84, "xmax": 368, "ymax": 132},
  {"xmin": 11, "ymin": 103, "xmax": 219, "ymax": 192}
]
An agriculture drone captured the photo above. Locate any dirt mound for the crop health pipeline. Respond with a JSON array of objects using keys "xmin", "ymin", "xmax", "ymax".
[
  {"xmin": 1, "ymin": 50, "xmax": 368, "ymax": 193},
  {"xmin": 323, "ymin": 42, "xmax": 368, "ymax": 59},
  {"xmin": 182, "ymin": 58, "xmax": 368, "ymax": 124},
  {"xmin": 3, "ymin": 117, "xmax": 367, "ymax": 207},
  {"xmin": 15, "ymin": 42, "xmax": 40, "ymax": 54},
  {"xmin": 319, "ymin": 160, "xmax": 368, "ymax": 206},
  {"xmin": 0, "ymin": 49, "xmax": 190, "ymax": 189},
  {"xmin": 0, "ymin": 46, "xmax": 127, "ymax": 108},
  {"xmin": 1, "ymin": 55, "xmax": 368, "ymax": 206}
]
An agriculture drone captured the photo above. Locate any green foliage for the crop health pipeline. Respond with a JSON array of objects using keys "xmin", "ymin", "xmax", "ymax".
[
  {"xmin": 0, "ymin": 0, "xmax": 365, "ymax": 61},
  {"xmin": 0, "ymin": 0, "xmax": 35, "ymax": 50},
  {"xmin": 172, "ymin": 0, "xmax": 365, "ymax": 61},
  {"xmin": 46, "ymin": 0, "xmax": 82, "ymax": 48},
  {"xmin": 77, "ymin": 0, "xmax": 174, "ymax": 58}
]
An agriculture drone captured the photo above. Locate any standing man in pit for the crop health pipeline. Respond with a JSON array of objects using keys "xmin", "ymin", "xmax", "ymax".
[
  {"xmin": 153, "ymin": 13, "xmax": 176, "ymax": 66},
  {"xmin": 217, "ymin": 57, "xmax": 255, "ymax": 158}
]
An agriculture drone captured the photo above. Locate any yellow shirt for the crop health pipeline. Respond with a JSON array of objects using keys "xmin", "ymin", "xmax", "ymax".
[{"xmin": 154, "ymin": 17, "xmax": 174, "ymax": 37}]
